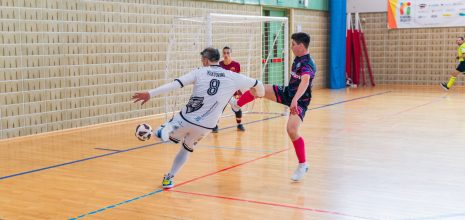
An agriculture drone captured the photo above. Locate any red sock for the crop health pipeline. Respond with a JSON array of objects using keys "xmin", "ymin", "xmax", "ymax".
[
  {"xmin": 292, "ymin": 137, "xmax": 306, "ymax": 163},
  {"xmin": 237, "ymin": 90, "xmax": 255, "ymax": 107}
]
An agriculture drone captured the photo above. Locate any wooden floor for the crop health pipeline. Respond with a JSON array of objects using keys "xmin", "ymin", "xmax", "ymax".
[{"xmin": 1, "ymin": 85, "xmax": 465, "ymax": 220}]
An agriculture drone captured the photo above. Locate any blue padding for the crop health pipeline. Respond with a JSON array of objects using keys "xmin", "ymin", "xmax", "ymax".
[{"xmin": 329, "ymin": 0, "xmax": 347, "ymax": 89}]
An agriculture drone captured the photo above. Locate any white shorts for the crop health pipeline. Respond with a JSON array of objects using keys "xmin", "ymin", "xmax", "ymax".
[{"xmin": 166, "ymin": 113, "xmax": 211, "ymax": 152}]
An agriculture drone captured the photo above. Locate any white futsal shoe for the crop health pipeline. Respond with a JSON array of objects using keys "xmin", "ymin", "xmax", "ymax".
[
  {"xmin": 155, "ymin": 123, "xmax": 174, "ymax": 142},
  {"xmin": 291, "ymin": 163, "xmax": 309, "ymax": 181}
]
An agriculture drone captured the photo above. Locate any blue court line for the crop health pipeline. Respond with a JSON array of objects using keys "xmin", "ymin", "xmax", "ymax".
[
  {"xmin": 218, "ymin": 115, "xmax": 283, "ymax": 131},
  {"xmin": 0, "ymin": 142, "xmax": 166, "ymax": 180},
  {"xmin": 219, "ymin": 91, "xmax": 391, "ymax": 131},
  {"xmin": 68, "ymin": 90, "xmax": 390, "ymax": 219},
  {"xmin": 309, "ymin": 91, "xmax": 392, "ymax": 111},
  {"xmin": 1, "ymin": 90, "xmax": 390, "ymax": 181},
  {"xmin": 245, "ymin": 112, "xmax": 283, "ymax": 115},
  {"xmin": 201, "ymin": 145, "xmax": 273, "ymax": 153},
  {"xmin": 70, "ymin": 146, "xmax": 272, "ymax": 219},
  {"xmin": 69, "ymin": 189, "xmax": 164, "ymax": 220},
  {"xmin": 0, "ymin": 116, "xmax": 278, "ymax": 181},
  {"xmin": 94, "ymin": 148, "xmax": 121, "ymax": 152},
  {"xmin": 403, "ymin": 212, "xmax": 465, "ymax": 220}
]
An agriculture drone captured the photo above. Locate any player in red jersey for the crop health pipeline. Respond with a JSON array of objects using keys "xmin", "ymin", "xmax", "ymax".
[{"xmin": 213, "ymin": 46, "xmax": 245, "ymax": 132}]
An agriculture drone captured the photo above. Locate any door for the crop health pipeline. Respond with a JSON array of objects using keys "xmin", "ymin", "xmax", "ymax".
[{"xmin": 263, "ymin": 9, "xmax": 286, "ymax": 85}]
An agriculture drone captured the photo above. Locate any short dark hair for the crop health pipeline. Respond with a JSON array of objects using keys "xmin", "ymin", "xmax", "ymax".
[
  {"xmin": 223, "ymin": 46, "xmax": 231, "ymax": 52},
  {"xmin": 458, "ymin": 37, "xmax": 464, "ymax": 41},
  {"xmin": 200, "ymin": 47, "xmax": 220, "ymax": 62},
  {"xmin": 291, "ymin": 32, "xmax": 310, "ymax": 49}
]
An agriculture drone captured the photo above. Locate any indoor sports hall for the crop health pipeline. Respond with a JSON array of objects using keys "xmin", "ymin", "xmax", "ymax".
[{"xmin": 1, "ymin": 0, "xmax": 465, "ymax": 219}]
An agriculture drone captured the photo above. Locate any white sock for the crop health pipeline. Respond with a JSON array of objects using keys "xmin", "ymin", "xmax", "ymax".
[{"xmin": 168, "ymin": 146, "xmax": 191, "ymax": 177}]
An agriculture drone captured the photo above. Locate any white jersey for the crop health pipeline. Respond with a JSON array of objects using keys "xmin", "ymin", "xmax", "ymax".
[{"xmin": 175, "ymin": 65, "xmax": 258, "ymax": 129}]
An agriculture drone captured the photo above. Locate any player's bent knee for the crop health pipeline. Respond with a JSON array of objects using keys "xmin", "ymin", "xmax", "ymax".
[
  {"xmin": 288, "ymin": 133, "xmax": 300, "ymax": 141},
  {"xmin": 182, "ymin": 142, "xmax": 193, "ymax": 152},
  {"xmin": 287, "ymin": 127, "xmax": 299, "ymax": 138},
  {"xmin": 253, "ymin": 81, "xmax": 265, "ymax": 98}
]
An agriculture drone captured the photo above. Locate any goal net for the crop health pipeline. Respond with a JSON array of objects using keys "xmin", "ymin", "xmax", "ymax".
[{"xmin": 163, "ymin": 13, "xmax": 289, "ymax": 123}]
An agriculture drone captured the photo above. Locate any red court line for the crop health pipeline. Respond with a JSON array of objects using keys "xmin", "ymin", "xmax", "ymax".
[
  {"xmin": 71, "ymin": 147, "xmax": 290, "ymax": 219},
  {"xmin": 170, "ymin": 148, "xmax": 290, "ymax": 189},
  {"xmin": 169, "ymin": 189, "xmax": 375, "ymax": 220},
  {"xmin": 386, "ymin": 95, "xmax": 446, "ymax": 117}
]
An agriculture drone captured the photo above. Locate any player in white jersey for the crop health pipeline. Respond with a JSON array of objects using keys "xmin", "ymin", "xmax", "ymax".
[{"xmin": 132, "ymin": 47, "xmax": 265, "ymax": 189}]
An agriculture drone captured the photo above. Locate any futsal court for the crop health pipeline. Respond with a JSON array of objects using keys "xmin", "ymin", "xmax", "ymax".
[
  {"xmin": 2, "ymin": 86, "xmax": 465, "ymax": 219},
  {"xmin": 2, "ymin": 0, "xmax": 465, "ymax": 219}
]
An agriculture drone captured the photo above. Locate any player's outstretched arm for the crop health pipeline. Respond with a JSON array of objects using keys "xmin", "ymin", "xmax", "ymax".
[
  {"xmin": 133, "ymin": 69, "xmax": 196, "ymax": 105},
  {"xmin": 132, "ymin": 80, "xmax": 183, "ymax": 105}
]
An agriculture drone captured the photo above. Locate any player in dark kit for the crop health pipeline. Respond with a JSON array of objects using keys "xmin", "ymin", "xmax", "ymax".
[{"xmin": 230, "ymin": 32, "xmax": 316, "ymax": 181}]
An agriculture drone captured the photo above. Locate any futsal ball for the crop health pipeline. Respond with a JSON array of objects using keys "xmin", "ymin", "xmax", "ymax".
[{"xmin": 135, "ymin": 123, "xmax": 152, "ymax": 141}]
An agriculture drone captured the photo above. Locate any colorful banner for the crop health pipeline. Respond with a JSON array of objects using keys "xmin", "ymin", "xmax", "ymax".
[{"xmin": 388, "ymin": 0, "xmax": 465, "ymax": 29}]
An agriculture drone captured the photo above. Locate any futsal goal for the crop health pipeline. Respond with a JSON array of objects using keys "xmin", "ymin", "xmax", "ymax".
[{"xmin": 163, "ymin": 13, "xmax": 289, "ymax": 121}]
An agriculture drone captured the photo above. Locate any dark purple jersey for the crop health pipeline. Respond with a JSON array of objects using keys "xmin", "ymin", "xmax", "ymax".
[{"xmin": 287, "ymin": 54, "xmax": 316, "ymax": 104}]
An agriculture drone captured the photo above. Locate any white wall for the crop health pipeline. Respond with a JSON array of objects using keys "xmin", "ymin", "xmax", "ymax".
[{"xmin": 347, "ymin": 0, "xmax": 386, "ymax": 13}]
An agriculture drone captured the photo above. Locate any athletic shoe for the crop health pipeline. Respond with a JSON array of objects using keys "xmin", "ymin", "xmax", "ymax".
[
  {"xmin": 440, "ymin": 82, "xmax": 449, "ymax": 91},
  {"xmin": 237, "ymin": 124, "xmax": 245, "ymax": 131},
  {"xmin": 291, "ymin": 163, "xmax": 309, "ymax": 181},
  {"xmin": 162, "ymin": 174, "xmax": 174, "ymax": 189},
  {"xmin": 155, "ymin": 123, "xmax": 173, "ymax": 142}
]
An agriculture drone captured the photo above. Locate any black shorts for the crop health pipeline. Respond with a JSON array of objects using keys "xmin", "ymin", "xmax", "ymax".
[
  {"xmin": 272, "ymin": 85, "xmax": 311, "ymax": 121},
  {"xmin": 456, "ymin": 61, "xmax": 465, "ymax": 73}
]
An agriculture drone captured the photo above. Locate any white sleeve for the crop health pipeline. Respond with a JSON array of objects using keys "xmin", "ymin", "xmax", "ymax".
[
  {"xmin": 148, "ymin": 81, "xmax": 182, "ymax": 97},
  {"xmin": 148, "ymin": 70, "xmax": 197, "ymax": 97},
  {"xmin": 176, "ymin": 69, "xmax": 197, "ymax": 87},
  {"xmin": 235, "ymin": 74, "xmax": 259, "ymax": 91}
]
